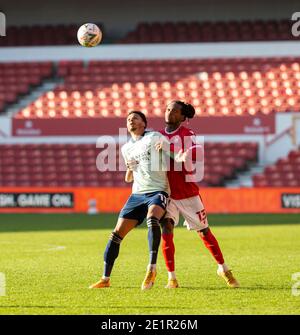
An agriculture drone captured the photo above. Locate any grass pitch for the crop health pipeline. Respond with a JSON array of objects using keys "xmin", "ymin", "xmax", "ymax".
[{"xmin": 0, "ymin": 213, "xmax": 300, "ymax": 315}]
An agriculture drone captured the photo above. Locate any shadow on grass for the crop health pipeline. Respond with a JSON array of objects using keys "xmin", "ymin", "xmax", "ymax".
[{"xmin": 0, "ymin": 213, "xmax": 299, "ymax": 233}]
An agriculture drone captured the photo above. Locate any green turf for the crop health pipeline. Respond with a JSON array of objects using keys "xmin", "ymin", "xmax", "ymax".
[{"xmin": 0, "ymin": 213, "xmax": 300, "ymax": 315}]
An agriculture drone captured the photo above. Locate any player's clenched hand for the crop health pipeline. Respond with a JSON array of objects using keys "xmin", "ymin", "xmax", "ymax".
[
  {"xmin": 155, "ymin": 139, "xmax": 169, "ymax": 152},
  {"xmin": 126, "ymin": 159, "xmax": 139, "ymax": 170},
  {"xmin": 175, "ymin": 149, "xmax": 189, "ymax": 162},
  {"xmin": 154, "ymin": 141, "xmax": 162, "ymax": 151}
]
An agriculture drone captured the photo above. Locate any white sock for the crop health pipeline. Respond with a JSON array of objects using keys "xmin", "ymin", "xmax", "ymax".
[
  {"xmin": 101, "ymin": 276, "xmax": 110, "ymax": 281},
  {"xmin": 218, "ymin": 263, "xmax": 229, "ymax": 273},
  {"xmin": 168, "ymin": 271, "xmax": 176, "ymax": 280}
]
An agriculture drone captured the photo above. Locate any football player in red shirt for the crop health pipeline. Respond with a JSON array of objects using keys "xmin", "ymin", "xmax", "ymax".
[{"xmin": 156, "ymin": 100, "xmax": 239, "ymax": 289}]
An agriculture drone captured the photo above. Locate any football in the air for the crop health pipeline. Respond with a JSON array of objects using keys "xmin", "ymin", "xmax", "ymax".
[{"xmin": 77, "ymin": 23, "xmax": 102, "ymax": 47}]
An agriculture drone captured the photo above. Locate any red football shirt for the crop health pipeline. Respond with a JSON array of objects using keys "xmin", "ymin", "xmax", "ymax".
[{"xmin": 160, "ymin": 126, "xmax": 203, "ymax": 200}]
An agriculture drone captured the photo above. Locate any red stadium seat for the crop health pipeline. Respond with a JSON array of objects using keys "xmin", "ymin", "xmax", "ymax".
[
  {"xmin": 13, "ymin": 57, "xmax": 300, "ymax": 119},
  {"xmin": 253, "ymin": 147, "xmax": 300, "ymax": 187},
  {"xmin": 0, "ymin": 62, "xmax": 54, "ymax": 114},
  {"xmin": 0, "ymin": 142, "xmax": 258, "ymax": 187},
  {"xmin": 119, "ymin": 19, "xmax": 299, "ymax": 44}
]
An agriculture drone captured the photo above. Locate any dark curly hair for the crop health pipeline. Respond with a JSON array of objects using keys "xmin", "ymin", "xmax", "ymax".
[{"xmin": 173, "ymin": 100, "xmax": 195, "ymax": 120}]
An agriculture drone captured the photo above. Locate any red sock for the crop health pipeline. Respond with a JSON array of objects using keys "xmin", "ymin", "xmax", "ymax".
[
  {"xmin": 161, "ymin": 233, "xmax": 175, "ymax": 272},
  {"xmin": 199, "ymin": 228, "xmax": 224, "ymax": 265}
]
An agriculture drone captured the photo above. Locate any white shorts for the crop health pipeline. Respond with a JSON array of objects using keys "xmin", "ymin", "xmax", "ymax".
[{"xmin": 165, "ymin": 195, "xmax": 209, "ymax": 231}]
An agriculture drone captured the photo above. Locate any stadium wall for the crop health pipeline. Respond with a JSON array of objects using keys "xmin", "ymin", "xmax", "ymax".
[
  {"xmin": 0, "ymin": 113, "xmax": 296, "ymax": 165},
  {"xmin": 265, "ymin": 113, "xmax": 296, "ymax": 164},
  {"xmin": 1, "ymin": 0, "xmax": 298, "ymax": 36},
  {"xmin": 1, "ymin": 187, "xmax": 300, "ymax": 213},
  {"xmin": 0, "ymin": 117, "xmax": 10, "ymax": 138},
  {"xmin": 1, "ymin": 42, "xmax": 300, "ymax": 62}
]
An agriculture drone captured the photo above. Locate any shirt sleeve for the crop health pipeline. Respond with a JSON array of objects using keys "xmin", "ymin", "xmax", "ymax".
[
  {"xmin": 185, "ymin": 130, "xmax": 203, "ymax": 162},
  {"xmin": 121, "ymin": 144, "xmax": 128, "ymax": 163},
  {"xmin": 187, "ymin": 144, "xmax": 204, "ymax": 162}
]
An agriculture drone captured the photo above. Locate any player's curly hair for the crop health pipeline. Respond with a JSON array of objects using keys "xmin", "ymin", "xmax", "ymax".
[{"xmin": 173, "ymin": 100, "xmax": 195, "ymax": 120}]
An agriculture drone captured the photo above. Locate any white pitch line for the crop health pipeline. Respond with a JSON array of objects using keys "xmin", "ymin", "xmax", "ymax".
[{"xmin": 46, "ymin": 245, "xmax": 66, "ymax": 251}]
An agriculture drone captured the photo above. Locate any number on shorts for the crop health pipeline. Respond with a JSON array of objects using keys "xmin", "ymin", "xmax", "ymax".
[
  {"xmin": 160, "ymin": 194, "xmax": 168, "ymax": 208},
  {"xmin": 196, "ymin": 209, "xmax": 207, "ymax": 223}
]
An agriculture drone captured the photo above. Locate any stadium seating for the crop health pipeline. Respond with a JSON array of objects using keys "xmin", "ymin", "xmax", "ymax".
[
  {"xmin": 0, "ymin": 19, "xmax": 297, "ymax": 47},
  {"xmin": 15, "ymin": 57, "xmax": 300, "ymax": 118},
  {"xmin": 0, "ymin": 24, "xmax": 102, "ymax": 47},
  {"xmin": 120, "ymin": 19, "xmax": 299, "ymax": 44},
  {"xmin": 0, "ymin": 142, "xmax": 258, "ymax": 187},
  {"xmin": 0, "ymin": 62, "xmax": 53, "ymax": 114},
  {"xmin": 253, "ymin": 148, "xmax": 300, "ymax": 187}
]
